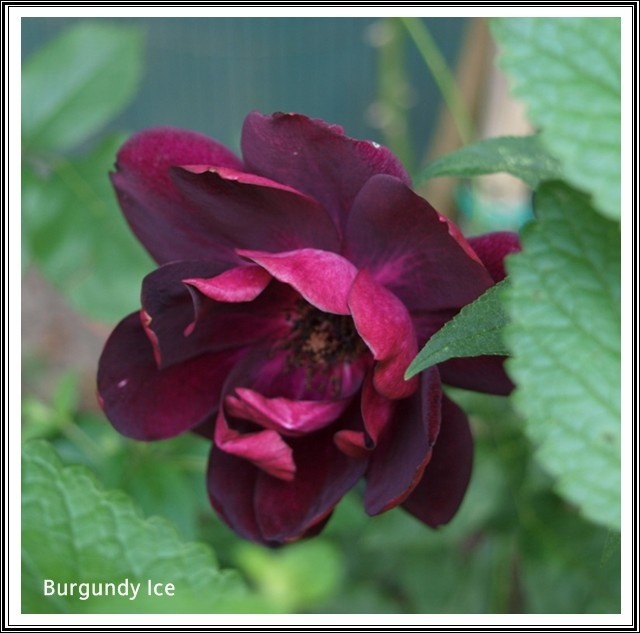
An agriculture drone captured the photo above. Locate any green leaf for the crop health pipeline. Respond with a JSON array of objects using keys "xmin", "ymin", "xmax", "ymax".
[
  {"xmin": 22, "ymin": 21, "xmax": 144, "ymax": 152},
  {"xmin": 405, "ymin": 280, "xmax": 510, "ymax": 379},
  {"xmin": 22, "ymin": 440, "xmax": 263, "ymax": 614},
  {"xmin": 505, "ymin": 182, "xmax": 620, "ymax": 530},
  {"xmin": 417, "ymin": 135, "xmax": 563, "ymax": 189},
  {"xmin": 23, "ymin": 134, "xmax": 153, "ymax": 323},
  {"xmin": 492, "ymin": 18, "xmax": 620, "ymax": 220}
]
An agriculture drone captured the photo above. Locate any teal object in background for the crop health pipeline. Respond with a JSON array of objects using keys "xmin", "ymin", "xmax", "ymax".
[{"xmin": 22, "ymin": 17, "xmax": 467, "ymax": 157}]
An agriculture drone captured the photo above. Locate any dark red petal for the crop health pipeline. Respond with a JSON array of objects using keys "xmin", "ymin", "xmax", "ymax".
[
  {"xmin": 239, "ymin": 248, "xmax": 358, "ymax": 315},
  {"xmin": 401, "ymin": 395, "xmax": 474, "ymax": 527},
  {"xmin": 97, "ymin": 312, "xmax": 241, "ymax": 440},
  {"xmin": 438, "ymin": 355, "xmax": 515, "ymax": 396},
  {"xmin": 111, "ymin": 127, "xmax": 244, "ymax": 264},
  {"xmin": 241, "ymin": 112, "xmax": 410, "ymax": 235},
  {"xmin": 364, "ymin": 367, "xmax": 442, "ymax": 515},
  {"xmin": 345, "ymin": 175, "xmax": 494, "ymax": 340},
  {"xmin": 171, "ymin": 165, "xmax": 340, "ymax": 254},
  {"xmin": 348, "ymin": 269, "xmax": 418, "ymax": 399},
  {"xmin": 468, "ymin": 232, "xmax": 521, "ymax": 283},
  {"xmin": 253, "ymin": 421, "xmax": 368, "ymax": 543},
  {"xmin": 141, "ymin": 262, "xmax": 294, "ymax": 368}
]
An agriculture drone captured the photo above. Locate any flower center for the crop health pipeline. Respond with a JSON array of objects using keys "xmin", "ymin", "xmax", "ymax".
[{"xmin": 282, "ymin": 300, "xmax": 367, "ymax": 370}]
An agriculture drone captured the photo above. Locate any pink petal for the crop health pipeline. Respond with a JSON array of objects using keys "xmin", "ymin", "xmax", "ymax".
[
  {"xmin": 402, "ymin": 395, "xmax": 474, "ymax": 527},
  {"xmin": 214, "ymin": 408, "xmax": 296, "ymax": 481},
  {"xmin": 183, "ymin": 264, "xmax": 272, "ymax": 303},
  {"xmin": 348, "ymin": 269, "xmax": 418, "ymax": 399},
  {"xmin": 97, "ymin": 312, "xmax": 242, "ymax": 440},
  {"xmin": 238, "ymin": 248, "xmax": 358, "ymax": 315},
  {"xmin": 241, "ymin": 111, "xmax": 410, "ymax": 235},
  {"xmin": 225, "ymin": 388, "xmax": 351, "ymax": 436},
  {"xmin": 468, "ymin": 232, "xmax": 521, "ymax": 282},
  {"xmin": 364, "ymin": 367, "xmax": 442, "ymax": 515},
  {"xmin": 111, "ymin": 127, "xmax": 244, "ymax": 264}
]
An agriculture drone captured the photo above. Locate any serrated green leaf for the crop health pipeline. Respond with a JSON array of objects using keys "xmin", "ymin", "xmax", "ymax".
[
  {"xmin": 492, "ymin": 18, "xmax": 620, "ymax": 220},
  {"xmin": 22, "ymin": 440, "xmax": 261, "ymax": 614},
  {"xmin": 22, "ymin": 21, "xmax": 143, "ymax": 152},
  {"xmin": 505, "ymin": 182, "xmax": 620, "ymax": 530},
  {"xmin": 405, "ymin": 280, "xmax": 510, "ymax": 379},
  {"xmin": 417, "ymin": 135, "xmax": 563, "ymax": 189},
  {"xmin": 23, "ymin": 134, "xmax": 153, "ymax": 322}
]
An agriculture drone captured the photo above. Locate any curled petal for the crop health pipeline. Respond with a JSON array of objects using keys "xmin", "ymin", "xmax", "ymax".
[
  {"xmin": 348, "ymin": 269, "xmax": 418, "ymax": 399},
  {"xmin": 238, "ymin": 248, "xmax": 358, "ymax": 315},
  {"xmin": 402, "ymin": 395, "xmax": 473, "ymax": 527},
  {"xmin": 468, "ymin": 232, "xmax": 521, "ymax": 282},
  {"xmin": 214, "ymin": 408, "xmax": 296, "ymax": 481},
  {"xmin": 183, "ymin": 264, "xmax": 272, "ymax": 303},
  {"xmin": 111, "ymin": 127, "xmax": 244, "ymax": 264},
  {"xmin": 241, "ymin": 112, "xmax": 410, "ymax": 235},
  {"xmin": 97, "ymin": 313, "xmax": 241, "ymax": 440},
  {"xmin": 226, "ymin": 388, "xmax": 351, "ymax": 436},
  {"xmin": 364, "ymin": 367, "xmax": 442, "ymax": 515}
]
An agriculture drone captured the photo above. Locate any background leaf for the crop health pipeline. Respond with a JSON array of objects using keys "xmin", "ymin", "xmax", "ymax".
[
  {"xmin": 505, "ymin": 182, "xmax": 620, "ymax": 530},
  {"xmin": 492, "ymin": 18, "xmax": 621, "ymax": 220},
  {"xmin": 417, "ymin": 135, "xmax": 563, "ymax": 189},
  {"xmin": 22, "ymin": 21, "xmax": 144, "ymax": 153},
  {"xmin": 23, "ymin": 134, "xmax": 154, "ymax": 323},
  {"xmin": 406, "ymin": 280, "xmax": 510, "ymax": 379},
  {"xmin": 21, "ymin": 440, "xmax": 267, "ymax": 614}
]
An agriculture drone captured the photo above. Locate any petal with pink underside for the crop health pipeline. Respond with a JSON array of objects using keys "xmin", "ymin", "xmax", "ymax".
[
  {"xmin": 214, "ymin": 408, "xmax": 296, "ymax": 481},
  {"xmin": 110, "ymin": 127, "xmax": 245, "ymax": 264},
  {"xmin": 468, "ymin": 232, "xmax": 521, "ymax": 282},
  {"xmin": 238, "ymin": 248, "xmax": 358, "ymax": 315},
  {"xmin": 171, "ymin": 165, "xmax": 339, "ymax": 254},
  {"xmin": 183, "ymin": 264, "xmax": 272, "ymax": 303},
  {"xmin": 345, "ymin": 175, "xmax": 494, "ymax": 324},
  {"xmin": 364, "ymin": 367, "xmax": 442, "ymax": 515},
  {"xmin": 226, "ymin": 388, "xmax": 351, "ymax": 437},
  {"xmin": 241, "ymin": 112, "xmax": 411, "ymax": 235},
  {"xmin": 402, "ymin": 395, "xmax": 474, "ymax": 527},
  {"xmin": 348, "ymin": 269, "xmax": 418, "ymax": 399},
  {"xmin": 97, "ymin": 312, "xmax": 242, "ymax": 440}
]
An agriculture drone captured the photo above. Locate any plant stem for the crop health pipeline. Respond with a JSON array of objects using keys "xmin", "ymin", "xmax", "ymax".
[{"xmin": 400, "ymin": 17, "xmax": 475, "ymax": 146}]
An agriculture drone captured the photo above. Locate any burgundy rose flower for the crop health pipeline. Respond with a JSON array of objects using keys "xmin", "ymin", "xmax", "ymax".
[{"xmin": 97, "ymin": 112, "xmax": 520, "ymax": 545}]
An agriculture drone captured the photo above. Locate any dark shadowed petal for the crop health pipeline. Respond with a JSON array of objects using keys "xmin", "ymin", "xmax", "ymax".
[
  {"xmin": 468, "ymin": 232, "xmax": 521, "ymax": 282},
  {"xmin": 401, "ymin": 395, "xmax": 473, "ymax": 527},
  {"xmin": 238, "ymin": 248, "xmax": 358, "ymax": 315},
  {"xmin": 438, "ymin": 355, "xmax": 515, "ymax": 396},
  {"xmin": 345, "ymin": 174, "xmax": 494, "ymax": 336},
  {"xmin": 171, "ymin": 165, "xmax": 340, "ymax": 254},
  {"xmin": 254, "ymin": 418, "xmax": 368, "ymax": 543},
  {"xmin": 226, "ymin": 388, "xmax": 351, "ymax": 437},
  {"xmin": 348, "ymin": 269, "xmax": 418, "ymax": 399},
  {"xmin": 97, "ymin": 312, "xmax": 242, "ymax": 440},
  {"xmin": 241, "ymin": 112, "xmax": 411, "ymax": 235},
  {"xmin": 111, "ymin": 127, "xmax": 245, "ymax": 264},
  {"xmin": 141, "ymin": 262, "xmax": 294, "ymax": 368},
  {"xmin": 364, "ymin": 367, "xmax": 442, "ymax": 515}
]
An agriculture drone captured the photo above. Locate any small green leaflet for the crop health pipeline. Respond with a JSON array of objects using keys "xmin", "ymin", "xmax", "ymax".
[
  {"xmin": 405, "ymin": 280, "xmax": 510, "ymax": 379},
  {"xmin": 416, "ymin": 135, "xmax": 563, "ymax": 189},
  {"xmin": 492, "ymin": 18, "xmax": 621, "ymax": 221},
  {"xmin": 22, "ymin": 22, "xmax": 143, "ymax": 153},
  {"xmin": 505, "ymin": 182, "xmax": 620, "ymax": 530},
  {"xmin": 21, "ymin": 441, "xmax": 266, "ymax": 614}
]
